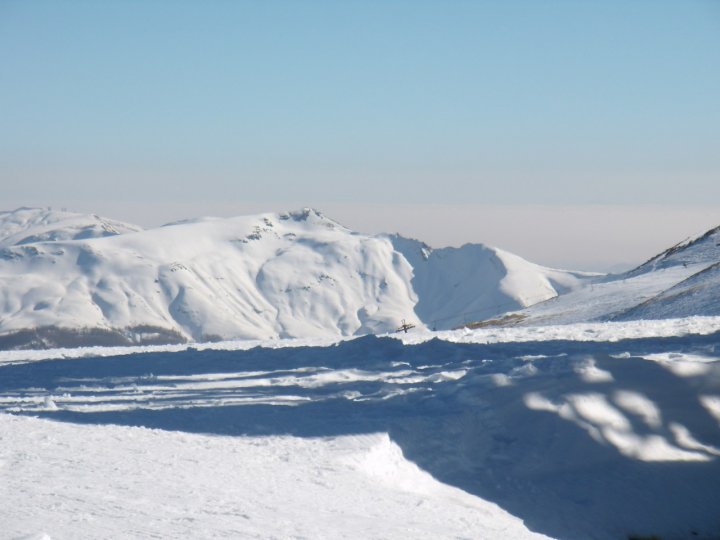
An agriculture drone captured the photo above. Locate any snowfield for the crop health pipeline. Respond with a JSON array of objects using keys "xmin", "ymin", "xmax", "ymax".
[
  {"xmin": 2, "ymin": 319, "xmax": 720, "ymax": 540},
  {"xmin": 1, "ymin": 415, "xmax": 549, "ymax": 540}
]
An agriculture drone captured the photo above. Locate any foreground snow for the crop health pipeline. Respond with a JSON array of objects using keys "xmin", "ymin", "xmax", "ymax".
[
  {"xmin": 0, "ymin": 415, "xmax": 546, "ymax": 540},
  {"xmin": 1, "ymin": 319, "xmax": 719, "ymax": 539}
]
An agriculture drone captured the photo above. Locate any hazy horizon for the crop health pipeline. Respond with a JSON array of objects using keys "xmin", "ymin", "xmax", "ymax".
[
  {"xmin": 4, "ymin": 200, "xmax": 719, "ymax": 273},
  {"xmin": 2, "ymin": 1, "xmax": 718, "ymax": 272}
]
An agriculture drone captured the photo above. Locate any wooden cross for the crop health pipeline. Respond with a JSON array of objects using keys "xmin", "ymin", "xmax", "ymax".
[{"xmin": 396, "ymin": 319, "xmax": 416, "ymax": 333}]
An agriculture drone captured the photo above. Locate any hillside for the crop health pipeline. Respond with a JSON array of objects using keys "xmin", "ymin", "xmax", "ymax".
[
  {"xmin": 614, "ymin": 262, "xmax": 720, "ymax": 320},
  {"xmin": 0, "ymin": 207, "xmax": 587, "ymax": 349},
  {"xmin": 629, "ymin": 224, "xmax": 720, "ymax": 275},
  {"xmin": 498, "ymin": 224, "xmax": 720, "ymax": 327},
  {"xmin": 387, "ymin": 234, "xmax": 590, "ymax": 329}
]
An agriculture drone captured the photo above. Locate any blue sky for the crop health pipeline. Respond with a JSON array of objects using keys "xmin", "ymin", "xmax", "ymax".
[{"xmin": 1, "ymin": 1, "xmax": 719, "ymax": 268}]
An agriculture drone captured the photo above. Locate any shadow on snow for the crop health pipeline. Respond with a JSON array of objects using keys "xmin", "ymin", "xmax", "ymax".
[{"xmin": 2, "ymin": 333, "xmax": 720, "ymax": 540}]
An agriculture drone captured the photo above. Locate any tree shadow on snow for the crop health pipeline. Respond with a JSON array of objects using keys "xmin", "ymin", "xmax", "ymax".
[{"xmin": 2, "ymin": 333, "xmax": 720, "ymax": 540}]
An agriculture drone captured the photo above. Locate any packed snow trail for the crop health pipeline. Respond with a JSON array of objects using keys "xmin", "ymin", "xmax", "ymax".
[{"xmin": 2, "ymin": 326, "xmax": 719, "ymax": 539}]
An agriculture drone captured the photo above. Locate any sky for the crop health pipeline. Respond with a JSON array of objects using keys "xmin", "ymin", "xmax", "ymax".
[{"xmin": 1, "ymin": 0, "xmax": 719, "ymax": 270}]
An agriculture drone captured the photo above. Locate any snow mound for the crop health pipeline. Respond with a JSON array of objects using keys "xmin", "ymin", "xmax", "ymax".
[
  {"xmin": 344, "ymin": 433, "xmax": 443, "ymax": 495},
  {"xmin": 0, "ymin": 415, "xmax": 548, "ymax": 540}
]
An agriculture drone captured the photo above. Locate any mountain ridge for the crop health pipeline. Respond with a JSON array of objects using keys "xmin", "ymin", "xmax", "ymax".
[
  {"xmin": 2, "ymin": 207, "xmax": 717, "ymax": 349},
  {"xmin": 0, "ymin": 207, "xmax": 588, "ymax": 349}
]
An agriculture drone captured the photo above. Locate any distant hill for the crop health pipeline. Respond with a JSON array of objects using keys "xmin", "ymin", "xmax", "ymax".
[
  {"xmin": 0, "ymin": 207, "xmax": 143, "ymax": 246},
  {"xmin": 498, "ymin": 223, "xmax": 720, "ymax": 327}
]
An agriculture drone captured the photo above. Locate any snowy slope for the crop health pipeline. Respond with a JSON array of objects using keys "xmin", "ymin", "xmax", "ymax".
[
  {"xmin": 0, "ymin": 207, "xmax": 587, "ymax": 349},
  {"xmin": 2, "ymin": 320, "xmax": 719, "ymax": 539},
  {"xmin": 505, "ymin": 264, "xmax": 706, "ymax": 326},
  {"xmin": 615, "ymin": 262, "xmax": 720, "ymax": 320},
  {"xmin": 499, "ymin": 224, "xmax": 720, "ymax": 327},
  {"xmin": 629, "ymin": 224, "xmax": 720, "ymax": 275},
  {"xmin": 388, "ymin": 235, "xmax": 589, "ymax": 329}
]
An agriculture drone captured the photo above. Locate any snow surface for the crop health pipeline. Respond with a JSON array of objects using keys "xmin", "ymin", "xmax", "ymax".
[
  {"xmin": 1, "ymin": 416, "xmax": 545, "ymax": 540},
  {"xmin": 508, "ymin": 264, "xmax": 708, "ymax": 326},
  {"xmin": 0, "ymin": 207, "xmax": 142, "ymax": 247},
  {"xmin": 387, "ymin": 234, "xmax": 588, "ymax": 330},
  {"xmin": 3, "ymin": 209, "xmax": 719, "ymax": 539},
  {"xmin": 2, "ymin": 315, "xmax": 720, "ymax": 365},
  {"xmin": 2, "ymin": 319, "xmax": 720, "ymax": 539},
  {"xmin": 504, "ymin": 223, "xmax": 720, "ymax": 327},
  {"xmin": 616, "ymin": 262, "xmax": 720, "ymax": 320},
  {"xmin": 629, "ymin": 224, "xmax": 720, "ymax": 275},
  {"xmin": 0, "ymin": 207, "xmax": 589, "ymax": 349}
]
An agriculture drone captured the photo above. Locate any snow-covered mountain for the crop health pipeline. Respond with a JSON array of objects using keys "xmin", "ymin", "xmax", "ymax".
[
  {"xmin": 0, "ymin": 206, "xmax": 143, "ymax": 247},
  {"xmin": 388, "ymin": 234, "xmax": 588, "ymax": 329},
  {"xmin": 0, "ymin": 207, "xmax": 589, "ymax": 349},
  {"xmin": 503, "ymin": 224, "xmax": 720, "ymax": 326}
]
